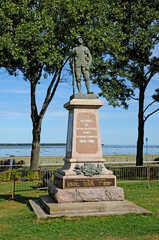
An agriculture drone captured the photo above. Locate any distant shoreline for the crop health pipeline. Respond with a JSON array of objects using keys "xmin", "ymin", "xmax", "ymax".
[
  {"xmin": 0, "ymin": 154, "xmax": 158, "ymax": 165},
  {"xmin": 0, "ymin": 143, "xmax": 158, "ymax": 147},
  {"xmin": 0, "ymin": 143, "xmax": 66, "ymax": 146},
  {"xmin": 0, "ymin": 144, "xmax": 158, "ymax": 158}
]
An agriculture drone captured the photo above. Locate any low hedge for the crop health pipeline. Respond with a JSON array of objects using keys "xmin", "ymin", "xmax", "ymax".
[{"xmin": 0, "ymin": 169, "xmax": 56, "ymax": 182}]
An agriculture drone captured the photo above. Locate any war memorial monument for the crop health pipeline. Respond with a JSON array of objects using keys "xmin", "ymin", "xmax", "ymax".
[{"xmin": 30, "ymin": 37, "xmax": 151, "ymax": 217}]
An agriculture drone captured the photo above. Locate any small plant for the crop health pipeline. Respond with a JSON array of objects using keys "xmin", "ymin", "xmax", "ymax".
[
  {"xmin": 0, "ymin": 170, "xmax": 12, "ymax": 182},
  {"xmin": 14, "ymin": 171, "xmax": 22, "ymax": 181},
  {"xmin": 0, "ymin": 169, "xmax": 23, "ymax": 182},
  {"xmin": 25, "ymin": 171, "xmax": 40, "ymax": 181}
]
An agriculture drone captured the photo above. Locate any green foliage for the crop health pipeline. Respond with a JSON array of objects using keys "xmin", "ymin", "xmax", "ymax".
[
  {"xmin": 0, "ymin": 0, "xmax": 158, "ymax": 107},
  {"xmin": 0, "ymin": 169, "xmax": 56, "ymax": 182},
  {"xmin": 0, "ymin": 0, "xmax": 113, "ymax": 170},
  {"xmin": 14, "ymin": 171, "xmax": 23, "ymax": 181},
  {"xmin": 0, "ymin": 170, "xmax": 12, "ymax": 182},
  {"xmin": 0, "ymin": 0, "xmax": 111, "ymax": 79},
  {"xmin": 0, "ymin": 169, "xmax": 22, "ymax": 182},
  {"xmin": 25, "ymin": 171, "xmax": 39, "ymax": 181},
  {"xmin": 90, "ymin": 0, "xmax": 159, "ymax": 166},
  {"xmin": 152, "ymin": 88, "xmax": 159, "ymax": 102},
  {"xmin": 92, "ymin": 0, "xmax": 159, "ymax": 108}
]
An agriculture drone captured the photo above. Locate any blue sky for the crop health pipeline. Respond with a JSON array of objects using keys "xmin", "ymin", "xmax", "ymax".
[{"xmin": 0, "ymin": 62, "xmax": 159, "ymax": 146}]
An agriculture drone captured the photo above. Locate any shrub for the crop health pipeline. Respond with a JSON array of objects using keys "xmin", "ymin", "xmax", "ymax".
[
  {"xmin": 25, "ymin": 171, "xmax": 40, "ymax": 181},
  {"xmin": 0, "ymin": 169, "xmax": 23, "ymax": 182},
  {"xmin": 0, "ymin": 170, "xmax": 13, "ymax": 182}
]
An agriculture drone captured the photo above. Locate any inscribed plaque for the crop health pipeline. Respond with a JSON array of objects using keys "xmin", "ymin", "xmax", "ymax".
[
  {"xmin": 76, "ymin": 112, "xmax": 98, "ymax": 154},
  {"xmin": 65, "ymin": 178, "xmax": 115, "ymax": 188}
]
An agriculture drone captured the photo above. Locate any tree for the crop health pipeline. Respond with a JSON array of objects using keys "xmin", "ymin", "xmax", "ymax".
[
  {"xmin": 0, "ymin": 0, "xmax": 111, "ymax": 170},
  {"xmin": 92, "ymin": 0, "xmax": 159, "ymax": 165}
]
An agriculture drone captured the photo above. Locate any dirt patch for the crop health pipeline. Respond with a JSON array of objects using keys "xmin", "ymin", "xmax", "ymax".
[
  {"xmin": 101, "ymin": 236, "xmax": 159, "ymax": 240},
  {"xmin": 133, "ymin": 235, "xmax": 159, "ymax": 240},
  {"xmin": 0, "ymin": 201, "xmax": 24, "ymax": 217},
  {"xmin": 152, "ymin": 235, "xmax": 159, "ymax": 240},
  {"xmin": 100, "ymin": 237, "xmax": 128, "ymax": 240}
]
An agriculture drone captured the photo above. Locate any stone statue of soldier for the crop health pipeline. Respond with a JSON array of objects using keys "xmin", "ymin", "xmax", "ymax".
[{"xmin": 70, "ymin": 36, "xmax": 92, "ymax": 94}]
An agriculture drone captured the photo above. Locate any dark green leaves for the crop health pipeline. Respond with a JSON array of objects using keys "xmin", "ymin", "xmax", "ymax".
[
  {"xmin": 152, "ymin": 89, "xmax": 159, "ymax": 102},
  {"xmin": 92, "ymin": 0, "xmax": 159, "ymax": 108}
]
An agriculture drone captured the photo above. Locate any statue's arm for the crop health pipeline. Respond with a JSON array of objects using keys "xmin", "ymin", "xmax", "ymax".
[
  {"xmin": 88, "ymin": 50, "xmax": 92, "ymax": 66},
  {"xmin": 85, "ymin": 48, "xmax": 92, "ymax": 67},
  {"xmin": 69, "ymin": 49, "xmax": 75, "ymax": 71}
]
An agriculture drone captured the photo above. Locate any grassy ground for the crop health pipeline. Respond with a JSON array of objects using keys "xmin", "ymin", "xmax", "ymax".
[{"xmin": 0, "ymin": 181, "xmax": 159, "ymax": 240}]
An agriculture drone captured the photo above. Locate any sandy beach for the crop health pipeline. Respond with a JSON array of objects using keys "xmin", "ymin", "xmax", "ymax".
[{"xmin": 0, "ymin": 154, "xmax": 159, "ymax": 166}]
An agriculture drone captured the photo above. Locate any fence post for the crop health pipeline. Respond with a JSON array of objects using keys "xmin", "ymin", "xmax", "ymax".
[
  {"xmin": 147, "ymin": 166, "xmax": 150, "ymax": 189},
  {"xmin": 9, "ymin": 170, "xmax": 15, "ymax": 200},
  {"xmin": 10, "ymin": 158, "xmax": 13, "ymax": 170}
]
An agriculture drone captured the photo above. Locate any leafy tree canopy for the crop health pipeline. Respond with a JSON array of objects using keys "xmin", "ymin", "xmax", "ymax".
[
  {"xmin": 92, "ymin": 0, "xmax": 159, "ymax": 108},
  {"xmin": 0, "ymin": 0, "xmax": 113, "ymax": 169},
  {"xmin": 0, "ymin": 0, "xmax": 111, "ymax": 81}
]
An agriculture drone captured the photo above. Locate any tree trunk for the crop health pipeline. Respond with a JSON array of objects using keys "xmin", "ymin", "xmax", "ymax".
[
  {"xmin": 30, "ymin": 125, "xmax": 41, "ymax": 170},
  {"xmin": 30, "ymin": 81, "xmax": 42, "ymax": 170},
  {"xmin": 29, "ymin": 68, "xmax": 63, "ymax": 170},
  {"xmin": 136, "ymin": 86, "xmax": 145, "ymax": 166}
]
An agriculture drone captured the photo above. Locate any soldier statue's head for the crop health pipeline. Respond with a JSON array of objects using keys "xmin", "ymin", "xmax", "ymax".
[{"xmin": 76, "ymin": 35, "xmax": 83, "ymax": 45}]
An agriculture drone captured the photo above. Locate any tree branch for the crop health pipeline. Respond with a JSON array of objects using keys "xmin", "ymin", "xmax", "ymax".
[
  {"xmin": 47, "ymin": 68, "xmax": 62, "ymax": 105},
  {"xmin": 144, "ymin": 100, "xmax": 155, "ymax": 113},
  {"xmin": 144, "ymin": 70, "xmax": 151, "ymax": 78},
  {"xmin": 45, "ymin": 69, "xmax": 59, "ymax": 102},
  {"xmin": 35, "ymin": 65, "xmax": 44, "ymax": 84},
  {"xmin": 144, "ymin": 108, "xmax": 159, "ymax": 122},
  {"xmin": 145, "ymin": 72, "xmax": 154, "ymax": 88},
  {"xmin": 39, "ymin": 57, "xmax": 69, "ymax": 119},
  {"xmin": 130, "ymin": 96, "xmax": 139, "ymax": 101},
  {"xmin": 39, "ymin": 67, "xmax": 62, "ymax": 118}
]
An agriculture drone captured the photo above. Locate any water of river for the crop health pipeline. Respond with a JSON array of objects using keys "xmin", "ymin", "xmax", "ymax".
[{"xmin": 0, "ymin": 144, "xmax": 158, "ymax": 157}]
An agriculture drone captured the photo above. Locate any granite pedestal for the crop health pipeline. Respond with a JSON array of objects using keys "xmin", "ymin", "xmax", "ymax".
[
  {"xmin": 48, "ymin": 95, "xmax": 124, "ymax": 204},
  {"xmin": 30, "ymin": 95, "xmax": 151, "ymax": 217}
]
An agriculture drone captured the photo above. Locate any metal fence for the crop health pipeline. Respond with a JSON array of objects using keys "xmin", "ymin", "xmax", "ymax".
[
  {"xmin": 0, "ymin": 165, "xmax": 159, "ymax": 199},
  {"xmin": 0, "ymin": 168, "xmax": 56, "ymax": 199},
  {"xmin": 109, "ymin": 166, "xmax": 148, "ymax": 181}
]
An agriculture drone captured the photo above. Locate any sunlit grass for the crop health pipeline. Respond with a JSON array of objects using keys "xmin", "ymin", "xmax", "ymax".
[{"xmin": 0, "ymin": 182, "xmax": 159, "ymax": 240}]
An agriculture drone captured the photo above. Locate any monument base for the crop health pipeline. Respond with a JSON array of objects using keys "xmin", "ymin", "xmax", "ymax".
[
  {"xmin": 70, "ymin": 93, "xmax": 97, "ymax": 100},
  {"xmin": 31, "ymin": 195, "xmax": 151, "ymax": 217},
  {"xmin": 48, "ymin": 183, "xmax": 124, "ymax": 203},
  {"xmin": 53, "ymin": 173, "xmax": 116, "ymax": 189}
]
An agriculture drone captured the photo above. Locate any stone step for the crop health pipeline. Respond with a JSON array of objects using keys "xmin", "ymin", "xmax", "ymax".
[
  {"xmin": 39, "ymin": 195, "xmax": 151, "ymax": 216},
  {"xmin": 48, "ymin": 184, "xmax": 124, "ymax": 203}
]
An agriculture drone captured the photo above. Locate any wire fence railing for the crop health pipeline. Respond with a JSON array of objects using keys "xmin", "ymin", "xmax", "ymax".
[
  {"xmin": 108, "ymin": 166, "xmax": 148, "ymax": 181},
  {"xmin": 0, "ymin": 168, "xmax": 56, "ymax": 199},
  {"xmin": 0, "ymin": 165, "xmax": 159, "ymax": 199}
]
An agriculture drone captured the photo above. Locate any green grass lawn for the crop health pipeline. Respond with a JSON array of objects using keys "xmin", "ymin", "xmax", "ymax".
[{"xmin": 0, "ymin": 182, "xmax": 159, "ymax": 240}]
